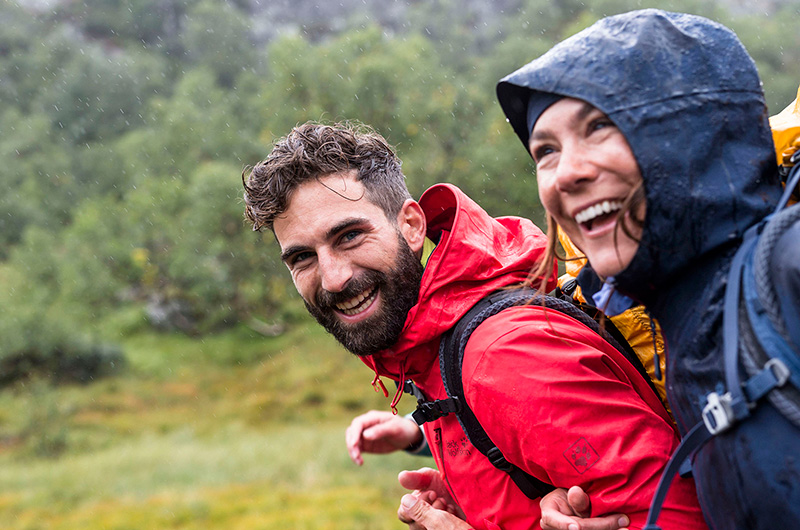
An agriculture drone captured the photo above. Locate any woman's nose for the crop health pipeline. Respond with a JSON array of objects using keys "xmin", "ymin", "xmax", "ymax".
[{"xmin": 554, "ymin": 149, "xmax": 597, "ymax": 192}]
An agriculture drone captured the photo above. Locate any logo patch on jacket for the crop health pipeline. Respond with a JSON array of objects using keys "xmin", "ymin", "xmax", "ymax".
[
  {"xmin": 447, "ymin": 436, "xmax": 472, "ymax": 458},
  {"xmin": 563, "ymin": 437, "xmax": 599, "ymax": 474}
]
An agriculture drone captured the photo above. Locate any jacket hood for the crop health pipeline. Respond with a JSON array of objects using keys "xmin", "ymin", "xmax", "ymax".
[
  {"xmin": 497, "ymin": 9, "xmax": 781, "ymax": 304},
  {"xmin": 361, "ymin": 183, "xmax": 553, "ymax": 384}
]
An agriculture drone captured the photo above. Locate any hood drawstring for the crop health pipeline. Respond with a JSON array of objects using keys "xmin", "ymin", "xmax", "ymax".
[
  {"xmin": 371, "ymin": 372, "xmax": 389, "ymax": 398},
  {"xmin": 370, "ymin": 365, "xmax": 407, "ymax": 415},
  {"xmin": 389, "ymin": 364, "xmax": 407, "ymax": 415}
]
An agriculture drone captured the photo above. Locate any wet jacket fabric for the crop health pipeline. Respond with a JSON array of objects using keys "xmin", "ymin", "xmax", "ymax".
[
  {"xmin": 362, "ymin": 184, "xmax": 707, "ymax": 530},
  {"xmin": 497, "ymin": 9, "xmax": 800, "ymax": 529},
  {"xmin": 557, "ymin": 229, "xmax": 671, "ymax": 414}
]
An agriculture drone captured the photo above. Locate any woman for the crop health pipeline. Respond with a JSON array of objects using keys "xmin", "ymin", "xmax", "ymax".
[{"xmin": 497, "ymin": 9, "xmax": 800, "ymax": 530}]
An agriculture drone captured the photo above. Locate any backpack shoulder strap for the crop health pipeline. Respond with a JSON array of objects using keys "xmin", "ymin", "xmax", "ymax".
[
  {"xmin": 440, "ymin": 287, "xmax": 555, "ymax": 500},
  {"xmin": 410, "ymin": 286, "xmax": 657, "ymax": 500}
]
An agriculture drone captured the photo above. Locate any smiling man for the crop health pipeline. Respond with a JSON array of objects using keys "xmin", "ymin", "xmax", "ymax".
[
  {"xmin": 241, "ymin": 121, "xmax": 707, "ymax": 530},
  {"xmin": 272, "ymin": 168, "xmax": 424, "ymax": 357}
]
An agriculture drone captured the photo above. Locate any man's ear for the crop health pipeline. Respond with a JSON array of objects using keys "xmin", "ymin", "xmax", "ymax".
[{"xmin": 397, "ymin": 199, "xmax": 426, "ymax": 255}]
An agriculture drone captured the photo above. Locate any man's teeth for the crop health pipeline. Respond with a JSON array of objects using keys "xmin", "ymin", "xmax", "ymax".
[
  {"xmin": 574, "ymin": 200, "xmax": 623, "ymax": 225},
  {"xmin": 336, "ymin": 288, "xmax": 377, "ymax": 316}
]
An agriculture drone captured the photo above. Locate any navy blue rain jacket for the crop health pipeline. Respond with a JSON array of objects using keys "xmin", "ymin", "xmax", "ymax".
[{"xmin": 497, "ymin": 9, "xmax": 800, "ymax": 530}]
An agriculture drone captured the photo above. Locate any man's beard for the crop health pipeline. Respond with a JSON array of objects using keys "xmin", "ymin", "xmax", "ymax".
[{"xmin": 304, "ymin": 235, "xmax": 424, "ymax": 357}]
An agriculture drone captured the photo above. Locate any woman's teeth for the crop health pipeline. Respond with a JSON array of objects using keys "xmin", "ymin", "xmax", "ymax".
[
  {"xmin": 336, "ymin": 287, "xmax": 378, "ymax": 316},
  {"xmin": 575, "ymin": 200, "xmax": 622, "ymax": 225}
]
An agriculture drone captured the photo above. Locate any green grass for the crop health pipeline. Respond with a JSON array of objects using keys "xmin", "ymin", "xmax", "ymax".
[{"xmin": 0, "ymin": 320, "xmax": 427, "ymax": 529}]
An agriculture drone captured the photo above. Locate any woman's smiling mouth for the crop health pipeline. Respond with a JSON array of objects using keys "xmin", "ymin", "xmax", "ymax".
[{"xmin": 574, "ymin": 200, "xmax": 623, "ymax": 231}]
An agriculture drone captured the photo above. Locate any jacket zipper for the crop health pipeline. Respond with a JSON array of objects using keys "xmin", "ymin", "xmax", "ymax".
[{"xmin": 433, "ymin": 426, "xmax": 463, "ymax": 511}]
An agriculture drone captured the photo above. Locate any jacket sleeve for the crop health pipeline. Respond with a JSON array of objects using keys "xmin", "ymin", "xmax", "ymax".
[{"xmin": 461, "ymin": 305, "xmax": 707, "ymax": 530}]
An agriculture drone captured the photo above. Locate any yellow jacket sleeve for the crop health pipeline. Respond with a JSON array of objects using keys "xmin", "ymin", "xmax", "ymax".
[{"xmin": 770, "ymin": 84, "xmax": 800, "ymax": 166}]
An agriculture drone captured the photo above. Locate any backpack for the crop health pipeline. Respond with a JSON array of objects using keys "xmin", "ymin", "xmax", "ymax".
[
  {"xmin": 643, "ymin": 155, "xmax": 800, "ymax": 529},
  {"xmin": 405, "ymin": 286, "xmax": 664, "ymax": 500}
]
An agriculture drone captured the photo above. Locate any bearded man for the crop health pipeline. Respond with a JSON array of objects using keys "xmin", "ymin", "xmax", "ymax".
[{"xmin": 241, "ymin": 121, "xmax": 707, "ymax": 530}]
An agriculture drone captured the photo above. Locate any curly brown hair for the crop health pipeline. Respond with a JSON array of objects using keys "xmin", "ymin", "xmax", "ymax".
[{"xmin": 242, "ymin": 121, "xmax": 411, "ymax": 232}]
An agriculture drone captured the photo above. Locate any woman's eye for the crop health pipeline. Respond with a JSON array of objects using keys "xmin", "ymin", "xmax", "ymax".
[
  {"xmin": 533, "ymin": 145, "xmax": 555, "ymax": 163},
  {"xmin": 589, "ymin": 118, "xmax": 614, "ymax": 132}
]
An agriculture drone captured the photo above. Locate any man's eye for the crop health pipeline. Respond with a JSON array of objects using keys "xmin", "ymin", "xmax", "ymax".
[
  {"xmin": 341, "ymin": 230, "xmax": 361, "ymax": 243},
  {"xmin": 292, "ymin": 251, "xmax": 314, "ymax": 265}
]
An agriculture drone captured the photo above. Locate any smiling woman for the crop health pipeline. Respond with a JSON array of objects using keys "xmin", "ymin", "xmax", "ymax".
[
  {"xmin": 529, "ymin": 98, "xmax": 645, "ymax": 278},
  {"xmin": 497, "ymin": 8, "xmax": 800, "ymax": 530}
]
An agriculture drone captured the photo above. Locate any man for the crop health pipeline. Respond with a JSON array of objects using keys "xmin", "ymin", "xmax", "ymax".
[{"xmin": 242, "ymin": 121, "xmax": 706, "ymax": 530}]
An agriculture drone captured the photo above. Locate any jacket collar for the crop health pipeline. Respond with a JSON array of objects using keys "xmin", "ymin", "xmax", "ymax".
[{"xmin": 361, "ymin": 184, "xmax": 554, "ymax": 392}]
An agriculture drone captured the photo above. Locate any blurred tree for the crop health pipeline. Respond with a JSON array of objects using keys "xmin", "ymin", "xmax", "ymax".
[
  {"xmin": 33, "ymin": 42, "xmax": 167, "ymax": 145},
  {"xmin": 1, "ymin": 0, "xmax": 797, "ymax": 377},
  {"xmin": 256, "ymin": 27, "xmax": 495, "ymax": 199},
  {"xmin": 0, "ymin": 1, "xmax": 49, "ymax": 111},
  {"xmin": 0, "ymin": 229, "xmax": 125, "ymax": 386},
  {"xmin": 115, "ymin": 67, "xmax": 263, "ymax": 187},
  {"xmin": 56, "ymin": 0, "xmax": 195, "ymax": 47},
  {"xmin": 725, "ymin": 7, "xmax": 800, "ymax": 112},
  {"xmin": 181, "ymin": 0, "xmax": 257, "ymax": 87},
  {"xmin": 0, "ymin": 109, "xmax": 76, "ymax": 251}
]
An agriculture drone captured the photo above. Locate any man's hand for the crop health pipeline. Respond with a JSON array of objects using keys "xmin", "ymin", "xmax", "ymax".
[
  {"xmin": 539, "ymin": 486, "xmax": 630, "ymax": 530},
  {"xmin": 398, "ymin": 494, "xmax": 472, "ymax": 530},
  {"xmin": 345, "ymin": 410, "xmax": 423, "ymax": 465},
  {"xmin": 397, "ymin": 467, "xmax": 469, "ymax": 529},
  {"xmin": 397, "ymin": 468, "xmax": 462, "ymax": 515}
]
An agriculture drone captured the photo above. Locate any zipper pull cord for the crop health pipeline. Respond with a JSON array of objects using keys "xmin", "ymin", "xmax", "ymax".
[{"xmin": 648, "ymin": 311, "xmax": 663, "ymax": 381}]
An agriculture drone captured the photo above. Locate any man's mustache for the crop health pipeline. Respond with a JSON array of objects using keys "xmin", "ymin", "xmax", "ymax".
[{"xmin": 314, "ymin": 271, "xmax": 383, "ymax": 309}]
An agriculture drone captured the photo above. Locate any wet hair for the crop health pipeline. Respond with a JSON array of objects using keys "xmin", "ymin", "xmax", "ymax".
[{"xmin": 242, "ymin": 121, "xmax": 411, "ymax": 232}]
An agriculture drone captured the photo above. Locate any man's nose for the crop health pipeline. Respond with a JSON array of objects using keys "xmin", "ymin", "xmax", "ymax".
[{"xmin": 318, "ymin": 250, "xmax": 354, "ymax": 293}]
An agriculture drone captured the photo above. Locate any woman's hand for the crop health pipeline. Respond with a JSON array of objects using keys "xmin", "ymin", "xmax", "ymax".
[{"xmin": 539, "ymin": 486, "xmax": 630, "ymax": 530}]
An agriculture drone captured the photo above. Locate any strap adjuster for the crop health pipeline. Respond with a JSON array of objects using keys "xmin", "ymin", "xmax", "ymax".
[
  {"xmin": 765, "ymin": 358, "xmax": 790, "ymax": 387},
  {"xmin": 702, "ymin": 359, "xmax": 790, "ymax": 436},
  {"xmin": 411, "ymin": 397, "xmax": 461, "ymax": 425},
  {"xmin": 743, "ymin": 357, "xmax": 791, "ymax": 403},
  {"xmin": 486, "ymin": 446, "xmax": 513, "ymax": 472},
  {"xmin": 702, "ymin": 392, "xmax": 734, "ymax": 435}
]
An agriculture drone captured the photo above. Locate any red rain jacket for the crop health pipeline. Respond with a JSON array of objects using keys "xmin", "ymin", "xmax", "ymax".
[{"xmin": 362, "ymin": 184, "xmax": 707, "ymax": 530}]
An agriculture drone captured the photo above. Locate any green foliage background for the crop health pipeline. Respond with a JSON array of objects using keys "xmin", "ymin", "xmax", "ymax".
[{"xmin": 0, "ymin": 0, "xmax": 798, "ymax": 526}]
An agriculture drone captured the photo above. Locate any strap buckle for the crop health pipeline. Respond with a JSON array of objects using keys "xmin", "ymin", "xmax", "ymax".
[
  {"xmin": 702, "ymin": 360, "xmax": 790, "ymax": 436},
  {"xmin": 411, "ymin": 397, "xmax": 461, "ymax": 425},
  {"xmin": 744, "ymin": 358, "xmax": 792, "ymax": 402},
  {"xmin": 486, "ymin": 446, "xmax": 513, "ymax": 472},
  {"xmin": 702, "ymin": 392, "xmax": 734, "ymax": 435},
  {"xmin": 765, "ymin": 358, "xmax": 791, "ymax": 387}
]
